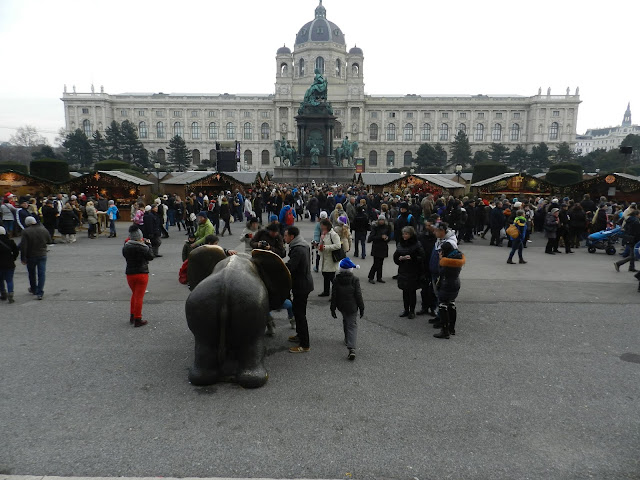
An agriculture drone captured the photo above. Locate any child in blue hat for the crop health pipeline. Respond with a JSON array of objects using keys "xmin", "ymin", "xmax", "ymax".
[{"xmin": 331, "ymin": 257, "xmax": 365, "ymax": 360}]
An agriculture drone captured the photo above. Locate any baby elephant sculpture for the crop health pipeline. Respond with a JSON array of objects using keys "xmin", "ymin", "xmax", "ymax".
[{"xmin": 185, "ymin": 246, "xmax": 291, "ymax": 388}]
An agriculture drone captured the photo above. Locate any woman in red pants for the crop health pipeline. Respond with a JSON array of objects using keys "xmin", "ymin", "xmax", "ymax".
[{"xmin": 122, "ymin": 224, "xmax": 155, "ymax": 327}]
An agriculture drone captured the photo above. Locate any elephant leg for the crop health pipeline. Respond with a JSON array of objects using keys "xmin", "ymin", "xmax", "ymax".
[
  {"xmin": 188, "ymin": 339, "xmax": 221, "ymax": 386},
  {"xmin": 235, "ymin": 336, "xmax": 268, "ymax": 389}
]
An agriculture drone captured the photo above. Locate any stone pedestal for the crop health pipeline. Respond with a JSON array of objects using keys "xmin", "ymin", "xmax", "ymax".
[
  {"xmin": 274, "ymin": 165, "xmax": 355, "ymax": 184},
  {"xmin": 295, "ymin": 105, "xmax": 336, "ymax": 167}
]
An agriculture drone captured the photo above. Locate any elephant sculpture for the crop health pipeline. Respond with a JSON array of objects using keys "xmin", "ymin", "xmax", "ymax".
[{"xmin": 185, "ymin": 245, "xmax": 292, "ymax": 388}]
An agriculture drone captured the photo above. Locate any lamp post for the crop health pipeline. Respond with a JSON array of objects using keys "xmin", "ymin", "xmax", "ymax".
[
  {"xmin": 455, "ymin": 164, "xmax": 463, "ymax": 184},
  {"xmin": 154, "ymin": 162, "xmax": 161, "ymax": 193}
]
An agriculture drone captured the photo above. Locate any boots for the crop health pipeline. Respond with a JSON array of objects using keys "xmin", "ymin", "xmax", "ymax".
[
  {"xmin": 266, "ymin": 318, "xmax": 276, "ymax": 336},
  {"xmin": 7, "ymin": 292, "xmax": 14, "ymax": 304},
  {"xmin": 134, "ymin": 318, "xmax": 148, "ymax": 327},
  {"xmin": 448, "ymin": 304, "xmax": 457, "ymax": 336},
  {"xmin": 433, "ymin": 305, "xmax": 450, "ymax": 339}
]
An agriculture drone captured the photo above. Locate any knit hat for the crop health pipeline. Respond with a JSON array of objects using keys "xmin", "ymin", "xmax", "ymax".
[
  {"xmin": 338, "ymin": 215, "xmax": 348, "ymax": 225},
  {"xmin": 339, "ymin": 257, "xmax": 360, "ymax": 273},
  {"xmin": 269, "ymin": 214, "xmax": 278, "ymax": 222},
  {"xmin": 319, "ymin": 211, "xmax": 328, "ymax": 219},
  {"xmin": 25, "ymin": 216, "xmax": 37, "ymax": 226},
  {"xmin": 551, "ymin": 208, "xmax": 560, "ymax": 213},
  {"xmin": 197, "ymin": 211, "xmax": 208, "ymax": 218},
  {"xmin": 144, "ymin": 205, "xmax": 152, "ymax": 212},
  {"xmin": 513, "ymin": 202, "xmax": 522, "ymax": 208},
  {"xmin": 128, "ymin": 224, "xmax": 143, "ymax": 241},
  {"xmin": 378, "ymin": 214, "xmax": 386, "ymax": 221},
  {"xmin": 0, "ymin": 227, "xmax": 5, "ymax": 235}
]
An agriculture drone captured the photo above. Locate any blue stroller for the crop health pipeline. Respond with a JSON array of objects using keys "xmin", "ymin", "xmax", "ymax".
[{"xmin": 586, "ymin": 226, "xmax": 622, "ymax": 255}]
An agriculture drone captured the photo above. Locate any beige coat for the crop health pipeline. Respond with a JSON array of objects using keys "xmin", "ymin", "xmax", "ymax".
[
  {"xmin": 334, "ymin": 225, "xmax": 351, "ymax": 253},
  {"xmin": 320, "ymin": 228, "xmax": 341, "ymax": 273}
]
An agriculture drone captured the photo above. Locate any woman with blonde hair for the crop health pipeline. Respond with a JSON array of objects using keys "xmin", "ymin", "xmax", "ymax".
[
  {"xmin": 335, "ymin": 215, "xmax": 352, "ymax": 253},
  {"xmin": 85, "ymin": 201, "xmax": 98, "ymax": 239}
]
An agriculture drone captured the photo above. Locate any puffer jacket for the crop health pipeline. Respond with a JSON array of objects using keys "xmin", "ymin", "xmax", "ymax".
[
  {"xmin": 0, "ymin": 235, "xmax": 19, "ymax": 269},
  {"xmin": 122, "ymin": 239, "xmax": 155, "ymax": 275},
  {"xmin": 437, "ymin": 250, "xmax": 465, "ymax": 302},
  {"xmin": 393, "ymin": 236, "xmax": 424, "ymax": 291},
  {"xmin": 331, "ymin": 271, "xmax": 364, "ymax": 315},
  {"xmin": 367, "ymin": 222, "xmax": 392, "ymax": 258},
  {"xmin": 58, "ymin": 209, "xmax": 79, "ymax": 235},
  {"xmin": 85, "ymin": 205, "xmax": 98, "ymax": 225}
]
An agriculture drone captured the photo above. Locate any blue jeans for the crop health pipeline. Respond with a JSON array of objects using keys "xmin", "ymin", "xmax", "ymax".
[
  {"xmin": 269, "ymin": 299, "xmax": 294, "ymax": 319},
  {"xmin": 354, "ymin": 232, "xmax": 366, "ymax": 257},
  {"xmin": 0, "ymin": 268, "xmax": 15, "ymax": 293},
  {"xmin": 508, "ymin": 238, "xmax": 523, "ymax": 260},
  {"xmin": 26, "ymin": 256, "xmax": 47, "ymax": 296},
  {"xmin": 3, "ymin": 220, "xmax": 14, "ymax": 235},
  {"xmin": 109, "ymin": 219, "xmax": 116, "ymax": 235},
  {"xmin": 167, "ymin": 209, "xmax": 175, "ymax": 227}
]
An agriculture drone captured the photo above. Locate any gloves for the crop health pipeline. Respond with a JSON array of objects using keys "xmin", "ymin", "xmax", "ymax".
[
  {"xmin": 359, "ymin": 310, "xmax": 364, "ymax": 318},
  {"xmin": 331, "ymin": 310, "xmax": 337, "ymax": 319}
]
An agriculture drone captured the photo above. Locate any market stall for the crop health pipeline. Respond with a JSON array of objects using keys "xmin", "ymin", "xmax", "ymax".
[
  {"xmin": 555, "ymin": 172, "xmax": 640, "ymax": 203},
  {"xmin": 471, "ymin": 173, "xmax": 554, "ymax": 200},
  {"xmin": 161, "ymin": 171, "xmax": 261, "ymax": 196},
  {"xmin": 0, "ymin": 170, "xmax": 56, "ymax": 198},
  {"xmin": 355, "ymin": 173, "xmax": 464, "ymax": 197}
]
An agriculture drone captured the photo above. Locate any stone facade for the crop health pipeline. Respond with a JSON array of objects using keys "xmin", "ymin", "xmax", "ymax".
[
  {"xmin": 575, "ymin": 103, "xmax": 639, "ymax": 155},
  {"xmin": 61, "ymin": 1, "xmax": 581, "ymax": 173}
]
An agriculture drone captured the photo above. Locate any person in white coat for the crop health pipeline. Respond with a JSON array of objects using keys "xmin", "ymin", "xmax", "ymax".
[{"xmin": 318, "ymin": 218, "xmax": 341, "ymax": 297}]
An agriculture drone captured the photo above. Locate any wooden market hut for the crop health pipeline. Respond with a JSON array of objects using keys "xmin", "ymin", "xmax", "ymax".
[
  {"xmin": 556, "ymin": 172, "xmax": 640, "ymax": 203},
  {"xmin": 0, "ymin": 170, "xmax": 57, "ymax": 198},
  {"xmin": 470, "ymin": 173, "xmax": 554, "ymax": 200},
  {"xmin": 355, "ymin": 173, "xmax": 465, "ymax": 197},
  {"xmin": 160, "ymin": 171, "xmax": 262, "ymax": 197},
  {"xmin": 60, "ymin": 170, "xmax": 153, "ymax": 221}
]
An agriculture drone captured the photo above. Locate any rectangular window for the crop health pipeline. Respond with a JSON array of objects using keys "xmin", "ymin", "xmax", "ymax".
[
  {"xmin": 191, "ymin": 110, "xmax": 198, "ymax": 117},
  {"xmin": 442, "ymin": 112, "xmax": 448, "ymax": 119},
  {"xmin": 553, "ymin": 110, "xmax": 560, "ymax": 117},
  {"xmin": 478, "ymin": 112, "xmax": 485, "ymax": 119},
  {"xmin": 156, "ymin": 110, "xmax": 165, "ymax": 117},
  {"xmin": 496, "ymin": 112, "xmax": 503, "ymax": 119},
  {"xmin": 261, "ymin": 111, "xmax": 269, "ymax": 118},
  {"xmin": 173, "ymin": 111, "xmax": 182, "ymax": 117},
  {"xmin": 208, "ymin": 111, "xmax": 216, "ymax": 118},
  {"xmin": 459, "ymin": 112, "xmax": 466, "ymax": 119},
  {"xmin": 371, "ymin": 112, "xmax": 378, "ymax": 119},
  {"xmin": 82, "ymin": 108, "xmax": 89, "ymax": 114},
  {"xmin": 120, "ymin": 109, "xmax": 128, "ymax": 117},
  {"xmin": 406, "ymin": 112, "xmax": 413, "ymax": 118},
  {"xmin": 244, "ymin": 111, "xmax": 251, "ymax": 118},
  {"xmin": 389, "ymin": 112, "xmax": 396, "ymax": 118},
  {"xmin": 513, "ymin": 112, "xmax": 521, "ymax": 119},
  {"xmin": 424, "ymin": 112, "xmax": 431, "ymax": 118},
  {"xmin": 226, "ymin": 111, "xmax": 234, "ymax": 118}
]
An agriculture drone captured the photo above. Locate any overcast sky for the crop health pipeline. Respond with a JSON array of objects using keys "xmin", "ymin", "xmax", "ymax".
[{"xmin": 0, "ymin": 0, "xmax": 638, "ymax": 144}]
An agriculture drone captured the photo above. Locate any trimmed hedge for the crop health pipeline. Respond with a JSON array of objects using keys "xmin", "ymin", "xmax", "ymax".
[
  {"xmin": 472, "ymin": 161, "xmax": 510, "ymax": 183},
  {"xmin": 94, "ymin": 159, "xmax": 130, "ymax": 171},
  {"xmin": 545, "ymin": 168, "xmax": 582, "ymax": 186},
  {"xmin": 30, "ymin": 158, "xmax": 70, "ymax": 183},
  {"xmin": 0, "ymin": 161, "xmax": 28, "ymax": 174},
  {"xmin": 549, "ymin": 163, "xmax": 582, "ymax": 174}
]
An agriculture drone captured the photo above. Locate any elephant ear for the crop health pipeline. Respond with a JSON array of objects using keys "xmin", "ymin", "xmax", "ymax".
[
  {"xmin": 187, "ymin": 245, "xmax": 228, "ymax": 290},
  {"xmin": 251, "ymin": 249, "xmax": 292, "ymax": 310}
]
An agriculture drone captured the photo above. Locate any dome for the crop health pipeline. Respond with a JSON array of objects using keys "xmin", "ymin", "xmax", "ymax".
[
  {"xmin": 349, "ymin": 45, "xmax": 363, "ymax": 55},
  {"xmin": 277, "ymin": 45, "xmax": 292, "ymax": 55},
  {"xmin": 295, "ymin": 1, "xmax": 345, "ymax": 46}
]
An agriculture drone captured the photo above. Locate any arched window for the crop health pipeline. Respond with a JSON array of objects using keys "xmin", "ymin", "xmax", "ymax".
[
  {"xmin": 352, "ymin": 63, "xmax": 359, "ymax": 76},
  {"xmin": 280, "ymin": 63, "xmax": 288, "ymax": 76},
  {"xmin": 335, "ymin": 122, "xmax": 343, "ymax": 139},
  {"xmin": 421, "ymin": 123, "xmax": 431, "ymax": 141},
  {"xmin": 510, "ymin": 123, "xmax": 520, "ymax": 141},
  {"xmin": 261, "ymin": 149, "xmax": 270, "ymax": 165},
  {"xmin": 299, "ymin": 58, "xmax": 305, "ymax": 76},
  {"xmin": 261, "ymin": 123, "xmax": 270, "ymax": 140},
  {"xmin": 192, "ymin": 149, "xmax": 200, "ymax": 165},
  {"xmin": 492, "ymin": 123, "xmax": 502, "ymax": 141},
  {"xmin": 404, "ymin": 150, "xmax": 413, "ymax": 166},
  {"xmin": 474, "ymin": 123, "xmax": 484, "ymax": 141},
  {"xmin": 439, "ymin": 123, "xmax": 449, "ymax": 141},
  {"xmin": 315, "ymin": 56, "xmax": 324, "ymax": 74},
  {"xmin": 404, "ymin": 123, "xmax": 414, "ymax": 141},
  {"xmin": 369, "ymin": 150, "xmax": 378, "ymax": 166},
  {"xmin": 191, "ymin": 122, "xmax": 200, "ymax": 140},
  {"xmin": 209, "ymin": 149, "xmax": 216, "ymax": 163},
  {"xmin": 457, "ymin": 123, "xmax": 466, "ymax": 134},
  {"xmin": 244, "ymin": 150, "xmax": 253, "ymax": 165},
  {"xmin": 173, "ymin": 121, "xmax": 183, "ymax": 138},
  {"xmin": 549, "ymin": 122, "xmax": 559, "ymax": 140},
  {"xmin": 335, "ymin": 59, "xmax": 341, "ymax": 77},
  {"xmin": 370, "ymin": 123, "xmax": 378, "ymax": 141},
  {"xmin": 138, "ymin": 121, "xmax": 147, "ymax": 139},
  {"xmin": 208, "ymin": 122, "xmax": 218, "ymax": 140},
  {"xmin": 243, "ymin": 122, "xmax": 252, "ymax": 140},
  {"xmin": 82, "ymin": 119, "xmax": 91, "ymax": 137},
  {"xmin": 226, "ymin": 122, "xmax": 235, "ymax": 140},
  {"xmin": 157, "ymin": 149, "xmax": 165, "ymax": 162},
  {"xmin": 157, "ymin": 121, "xmax": 165, "ymax": 139},
  {"xmin": 386, "ymin": 123, "xmax": 396, "ymax": 141},
  {"xmin": 387, "ymin": 150, "xmax": 395, "ymax": 167}
]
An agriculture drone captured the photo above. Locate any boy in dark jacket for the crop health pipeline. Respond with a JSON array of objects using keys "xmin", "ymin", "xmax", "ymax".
[{"xmin": 331, "ymin": 257, "xmax": 365, "ymax": 361}]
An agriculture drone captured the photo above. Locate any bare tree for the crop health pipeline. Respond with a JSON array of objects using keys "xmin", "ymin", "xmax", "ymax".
[{"xmin": 9, "ymin": 125, "xmax": 48, "ymax": 147}]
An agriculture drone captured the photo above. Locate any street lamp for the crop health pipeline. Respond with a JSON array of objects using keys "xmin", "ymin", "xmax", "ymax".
[
  {"xmin": 154, "ymin": 162, "xmax": 161, "ymax": 193},
  {"xmin": 455, "ymin": 164, "xmax": 463, "ymax": 183}
]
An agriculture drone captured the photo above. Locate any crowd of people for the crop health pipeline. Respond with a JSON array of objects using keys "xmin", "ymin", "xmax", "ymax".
[{"xmin": 3, "ymin": 184, "xmax": 639, "ymax": 359}]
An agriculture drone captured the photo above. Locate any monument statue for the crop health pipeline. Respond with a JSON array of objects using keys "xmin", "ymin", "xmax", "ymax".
[
  {"xmin": 306, "ymin": 131, "xmax": 324, "ymax": 166},
  {"xmin": 185, "ymin": 246, "xmax": 292, "ymax": 388},
  {"xmin": 334, "ymin": 136, "xmax": 359, "ymax": 166},
  {"xmin": 274, "ymin": 136, "xmax": 297, "ymax": 166}
]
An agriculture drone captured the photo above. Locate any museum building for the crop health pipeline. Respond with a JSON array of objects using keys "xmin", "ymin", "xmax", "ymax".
[{"xmin": 61, "ymin": 1, "xmax": 581, "ymax": 173}]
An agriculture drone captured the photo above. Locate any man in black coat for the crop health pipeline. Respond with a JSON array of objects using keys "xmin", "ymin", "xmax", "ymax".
[
  {"xmin": 142, "ymin": 205, "xmax": 162, "ymax": 257},
  {"xmin": 284, "ymin": 226, "xmax": 314, "ymax": 353},
  {"xmin": 489, "ymin": 201, "xmax": 505, "ymax": 246}
]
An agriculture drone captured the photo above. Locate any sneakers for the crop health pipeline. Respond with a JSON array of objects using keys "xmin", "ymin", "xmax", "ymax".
[
  {"xmin": 348, "ymin": 349, "xmax": 356, "ymax": 361},
  {"xmin": 289, "ymin": 346, "xmax": 310, "ymax": 353},
  {"xmin": 37, "ymin": 295, "xmax": 43, "ymax": 300},
  {"xmin": 288, "ymin": 335, "xmax": 300, "ymax": 343}
]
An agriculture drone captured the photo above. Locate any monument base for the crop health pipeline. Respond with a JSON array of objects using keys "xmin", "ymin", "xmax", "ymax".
[{"xmin": 274, "ymin": 166, "xmax": 355, "ymax": 184}]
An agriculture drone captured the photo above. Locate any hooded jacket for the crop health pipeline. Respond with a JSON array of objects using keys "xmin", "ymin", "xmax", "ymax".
[
  {"xmin": 331, "ymin": 271, "xmax": 364, "ymax": 315},
  {"xmin": 430, "ymin": 230, "xmax": 458, "ymax": 274},
  {"xmin": 437, "ymin": 249, "xmax": 465, "ymax": 302},
  {"xmin": 122, "ymin": 239, "xmax": 155, "ymax": 275}
]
